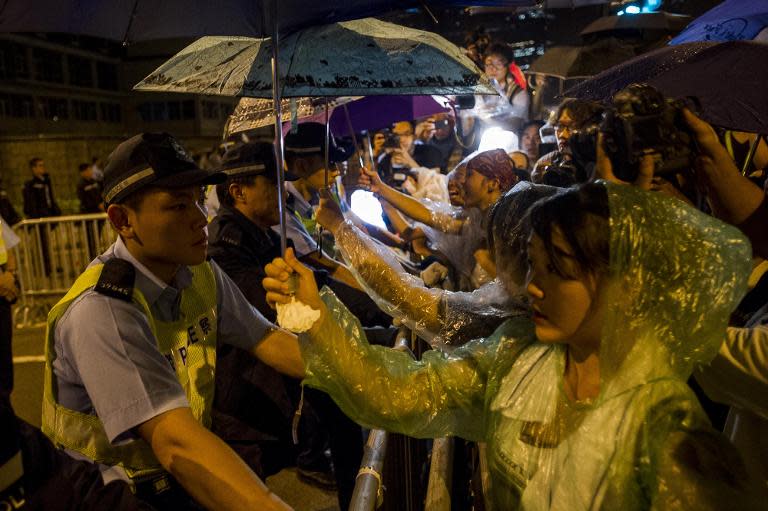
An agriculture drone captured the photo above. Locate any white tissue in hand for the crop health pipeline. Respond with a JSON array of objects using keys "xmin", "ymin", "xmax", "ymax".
[{"xmin": 276, "ymin": 297, "xmax": 321, "ymax": 333}]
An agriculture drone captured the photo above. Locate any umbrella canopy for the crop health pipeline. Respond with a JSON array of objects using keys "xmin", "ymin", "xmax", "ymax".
[
  {"xmin": 0, "ymin": 0, "xmax": 534, "ymax": 42},
  {"xmin": 134, "ymin": 18, "xmax": 496, "ymax": 97},
  {"xmin": 226, "ymin": 95, "xmax": 449, "ymax": 136},
  {"xmin": 225, "ymin": 97, "xmax": 359, "ymax": 135},
  {"xmin": 581, "ymin": 12, "xmax": 691, "ymax": 37},
  {"xmin": 563, "ymin": 41, "xmax": 768, "ymax": 134},
  {"xmin": 527, "ymin": 38, "xmax": 638, "ymax": 79},
  {"xmin": 670, "ymin": 0, "xmax": 768, "ymax": 44},
  {"xmin": 329, "ymin": 95, "xmax": 450, "ymax": 136}
]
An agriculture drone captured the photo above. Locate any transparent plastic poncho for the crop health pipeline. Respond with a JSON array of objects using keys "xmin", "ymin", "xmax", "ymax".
[
  {"xmin": 331, "ymin": 216, "xmax": 518, "ymax": 349},
  {"xmin": 302, "ymin": 182, "xmax": 762, "ymax": 509}
]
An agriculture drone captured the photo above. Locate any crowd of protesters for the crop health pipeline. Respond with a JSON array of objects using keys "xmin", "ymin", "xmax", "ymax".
[{"xmin": 2, "ymin": 26, "xmax": 768, "ymax": 511}]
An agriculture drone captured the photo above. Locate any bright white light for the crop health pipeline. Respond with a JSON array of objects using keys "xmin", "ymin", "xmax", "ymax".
[
  {"xmin": 350, "ymin": 190, "xmax": 387, "ymax": 229},
  {"xmin": 617, "ymin": 10, "xmax": 625, "ymax": 15},
  {"xmin": 625, "ymin": 5, "xmax": 641, "ymax": 14},
  {"xmin": 478, "ymin": 127, "xmax": 518, "ymax": 153}
]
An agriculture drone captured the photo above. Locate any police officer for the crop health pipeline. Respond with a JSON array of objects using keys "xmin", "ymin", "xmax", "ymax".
[
  {"xmin": 207, "ymin": 142, "xmax": 300, "ymax": 480},
  {"xmin": 22, "ymin": 158, "xmax": 61, "ymax": 219},
  {"xmin": 209, "ymin": 141, "xmax": 395, "ymax": 509},
  {"xmin": 76, "ymin": 162, "xmax": 104, "ymax": 214},
  {"xmin": 42, "ymin": 133, "xmax": 301, "ymax": 511},
  {"xmin": 1, "ymin": 215, "xmax": 150, "ymax": 510}
]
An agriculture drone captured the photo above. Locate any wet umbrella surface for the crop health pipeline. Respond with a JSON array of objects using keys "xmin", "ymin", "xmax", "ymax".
[
  {"xmin": 134, "ymin": 18, "xmax": 497, "ymax": 98},
  {"xmin": 563, "ymin": 41, "xmax": 768, "ymax": 134}
]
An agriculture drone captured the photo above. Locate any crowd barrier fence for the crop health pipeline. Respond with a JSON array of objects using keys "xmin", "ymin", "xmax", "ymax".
[
  {"xmin": 350, "ymin": 328, "xmax": 456, "ymax": 511},
  {"xmin": 11, "ymin": 213, "xmax": 113, "ymax": 327}
]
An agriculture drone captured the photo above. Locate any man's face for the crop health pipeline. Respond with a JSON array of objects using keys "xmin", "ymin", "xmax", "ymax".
[
  {"xmin": 31, "ymin": 161, "xmax": 46, "ymax": 178},
  {"xmin": 554, "ymin": 110, "xmax": 575, "ymax": 153},
  {"xmin": 81, "ymin": 165, "xmax": 94, "ymax": 180},
  {"xmin": 238, "ymin": 175, "xmax": 281, "ymax": 227},
  {"xmin": 122, "ymin": 186, "xmax": 209, "ymax": 269},
  {"xmin": 303, "ymin": 155, "xmax": 340, "ymax": 193},
  {"xmin": 392, "ymin": 124, "xmax": 415, "ymax": 153}
]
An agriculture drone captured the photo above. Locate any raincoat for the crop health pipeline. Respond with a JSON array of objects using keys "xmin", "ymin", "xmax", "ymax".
[{"xmin": 300, "ymin": 183, "xmax": 760, "ymax": 509}]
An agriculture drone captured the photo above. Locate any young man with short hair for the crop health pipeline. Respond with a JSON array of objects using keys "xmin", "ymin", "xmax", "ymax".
[
  {"xmin": 43, "ymin": 133, "xmax": 300, "ymax": 511},
  {"xmin": 23, "ymin": 158, "xmax": 61, "ymax": 219}
]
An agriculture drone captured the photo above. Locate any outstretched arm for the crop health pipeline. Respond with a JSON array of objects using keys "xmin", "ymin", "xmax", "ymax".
[
  {"xmin": 683, "ymin": 109, "xmax": 768, "ymax": 258},
  {"xmin": 316, "ymin": 195, "xmax": 443, "ymax": 335},
  {"xmin": 360, "ymin": 167, "xmax": 464, "ymax": 234},
  {"xmin": 137, "ymin": 408, "xmax": 292, "ymax": 511},
  {"xmin": 262, "ymin": 249, "xmax": 519, "ymax": 441}
]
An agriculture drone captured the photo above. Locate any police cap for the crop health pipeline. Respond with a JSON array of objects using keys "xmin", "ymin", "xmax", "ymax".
[{"xmin": 103, "ymin": 133, "xmax": 225, "ymax": 204}]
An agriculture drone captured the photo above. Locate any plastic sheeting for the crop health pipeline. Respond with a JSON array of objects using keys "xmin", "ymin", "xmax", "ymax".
[
  {"xmin": 300, "ymin": 182, "xmax": 762, "ymax": 509},
  {"xmin": 331, "ymin": 217, "xmax": 518, "ymax": 349},
  {"xmin": 333, "ymin": 183, "xmax": 558, "ymax": 348}
]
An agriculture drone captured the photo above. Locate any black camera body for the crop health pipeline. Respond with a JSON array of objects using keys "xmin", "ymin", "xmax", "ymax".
[
  {"xmin": 570, "ymin": 84, "xmax": 696, "ymax": 182},
  {"xmin": 433, "ymin": 119, "xmax": 450, "ymax": 130},
  {"xmin": 382, "ymin": 130, "xmax": 401, "ymax": 149}
]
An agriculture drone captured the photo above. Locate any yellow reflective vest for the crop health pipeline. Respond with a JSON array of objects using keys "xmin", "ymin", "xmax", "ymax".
[{"xmin": 41, "ymin": 261, "xmax": 218, "ymax": 479}]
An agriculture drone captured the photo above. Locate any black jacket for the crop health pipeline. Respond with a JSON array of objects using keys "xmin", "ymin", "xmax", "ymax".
[
  {"xmin": 0, "ymin": 191, "xmax": 20, "ymax": 226},
  {"xmin": 76, "ymin": 178, "xmax": 103, "ymax": 214},
  {"xmin": 22, "ymin": 175, "xmax": 60, "ymax": 219}
]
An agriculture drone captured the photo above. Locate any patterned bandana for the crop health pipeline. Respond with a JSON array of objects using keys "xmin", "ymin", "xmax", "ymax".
[{"xmin": 467, "ymin": 149, "xmax": 518, "ymax": 193}]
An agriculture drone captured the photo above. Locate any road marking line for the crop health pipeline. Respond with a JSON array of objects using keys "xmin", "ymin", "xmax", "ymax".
[{"xmin": 12, "ymin": 355, "xmax": 45, "ymax": 364}]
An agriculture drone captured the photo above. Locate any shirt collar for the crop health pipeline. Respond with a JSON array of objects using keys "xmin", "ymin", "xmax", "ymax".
[
  {"xmin": 111, "ymin": 236, "xmax": 193, "ymax": 308},
  {"xmin": 286, "ymin": 181, "xmax": 313, "ymax": 216}
]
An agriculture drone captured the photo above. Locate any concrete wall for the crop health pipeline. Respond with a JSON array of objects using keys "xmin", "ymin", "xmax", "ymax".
[{"xmin": 0, "ymin": 134, "xmax": 219, "ymax": 215}]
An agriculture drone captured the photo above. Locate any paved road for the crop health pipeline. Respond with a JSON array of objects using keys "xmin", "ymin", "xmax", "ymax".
[{"xmin": 10, "ymin": 324, "xmax": 340, "ymax": 511}]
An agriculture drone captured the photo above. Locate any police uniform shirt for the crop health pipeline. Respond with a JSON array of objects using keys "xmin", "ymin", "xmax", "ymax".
[
  {"xmin": 53, "ymin": 236, "xmax": 277, "ymax": 480},
  {"xmin": 272, "ymin": 182, "xmax": 319, "ymax": 257}
]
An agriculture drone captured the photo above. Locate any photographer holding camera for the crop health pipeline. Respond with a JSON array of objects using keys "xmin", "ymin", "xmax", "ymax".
[
  {"xmin": 415, "ymin": 113, "xmax": 457, "ymax": 172},
  {"xmin": 531, "ymin": 99, "xmax": 603, "ymax": 185},
  {"xmin": 376, "ymin": 121, "xmax": 444, "ymax": 191}
]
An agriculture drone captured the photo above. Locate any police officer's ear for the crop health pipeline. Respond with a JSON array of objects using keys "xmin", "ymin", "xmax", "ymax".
[
  {"xmin": 292, "ymin": 157, "xmax": 312, "ymax": 178},
  {"xmin": 106, "ymin": 203, "xmax": 135, "ymax": 238},
  {"xmin": 228, "ymin": 183, "xmax": 246, "ymax": 204}
]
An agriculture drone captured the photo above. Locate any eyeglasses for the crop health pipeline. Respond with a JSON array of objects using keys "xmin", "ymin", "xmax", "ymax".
[{"xmin": 484, "ymin": 60, "xmax": 506, "ymax": 70}]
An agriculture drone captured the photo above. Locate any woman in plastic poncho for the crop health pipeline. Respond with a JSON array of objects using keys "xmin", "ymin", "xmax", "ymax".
[{"xmin": 264, "ymin": 181, "xmax": 762, "ymax": 509}]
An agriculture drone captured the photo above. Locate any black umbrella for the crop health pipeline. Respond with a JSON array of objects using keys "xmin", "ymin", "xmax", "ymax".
[
  {"xmin": 580, "ymin": 12, "xmax": 692, "ymax": 38},
  {"xmin": 563, "ymin": 41, "xmax": 768, "ymax": 134},
  {"xmin": 0, "ymin": 0, "xmax": 534, "ymax": 42},
  {"xmin": 528, "ymin": 38, "xmax": 638, "ymax": 79}
]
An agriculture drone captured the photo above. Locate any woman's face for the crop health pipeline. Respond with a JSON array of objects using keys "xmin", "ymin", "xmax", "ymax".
[
  {"xmin": 483, "ymin": 54, "xmax": 508, "ymax": 83},
  {"xmin": 521, "ymin": 125, "xmax": 542, "ymax": 159},
  {"xmin": 525, "ymin": 230, "xmax": 603, "ymax": 350}
]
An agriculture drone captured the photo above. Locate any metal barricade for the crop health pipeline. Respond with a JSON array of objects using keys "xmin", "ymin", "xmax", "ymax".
[
  {"xmin": 12, "ymin": 213, "xmax": 114, "ymax": 326},
  {"xmin": 349, "ymin": 328, "xmax": 456, "ymax": 511}
]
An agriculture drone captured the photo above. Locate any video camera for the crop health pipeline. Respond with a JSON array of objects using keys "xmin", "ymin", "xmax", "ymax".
[{"xmin": 568, "ymin": 84, "xmax": 696, "ymax": 182}]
